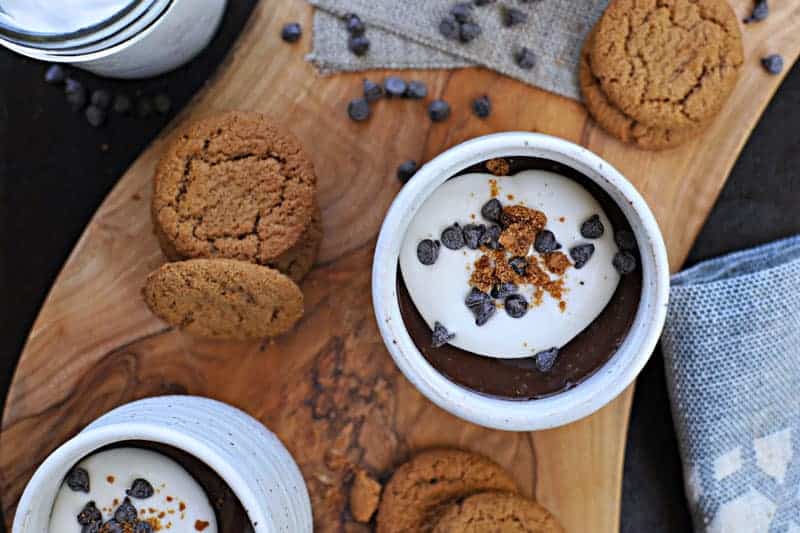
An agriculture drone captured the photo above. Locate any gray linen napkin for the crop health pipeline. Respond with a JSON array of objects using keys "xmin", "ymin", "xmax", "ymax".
[
  {"xmin": 662, "ymin": 235, "xmax": 800, "ymax": 532},
  {"xmin": 306, "ymin": 0, "xmax": 611, "ymax": 100}
]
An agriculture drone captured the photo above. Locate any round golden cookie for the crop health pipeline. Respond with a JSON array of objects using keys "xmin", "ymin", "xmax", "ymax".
[
  {"xmin": 590, "ymin": 0, "xmax": 743, "ymax": 130},
  {"xmin": 152, "ymin": 111, "xmax": 317, "ymax": 264},
  {"xmin": 143, "ymin": 259, "xmax": 304, "ymax": 340},
  {"xmin": 376, "ymin": 449, "xmax": 518, "ymax": 533},
  {"xmin": 580, "ymin": 28, "xmax": 706, "ymax": 150},
  {"xmin": 266, "ymin": 203, "xmax": 323, "ymax": 283},
  {"xmin": 432, "ymin": 492, "xmax": 564, "ymax": 533}
]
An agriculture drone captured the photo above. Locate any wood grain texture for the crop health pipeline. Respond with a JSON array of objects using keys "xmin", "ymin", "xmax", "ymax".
[{"xmin": 2, "ymin": 1, "xmax": 798, "ymax": 531}]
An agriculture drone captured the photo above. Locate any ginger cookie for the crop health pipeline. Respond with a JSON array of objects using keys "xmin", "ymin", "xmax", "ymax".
[
  {"xmin": 376, "ymin": 449, "xmax": 518, "ymax": 533},
  {"xmin": 432, "ymin": 492, "xmax": 564, "ymax": 533},
  {"xmin": 580, "ymin": 28, "xmax": 706, "ymax": 150},
  {"xmin": 590, "ymin": 0, "xmax": 743, "ymax": 130},
  {"xmin": 152, "ymin": 111, "xmax": 317, "ymax": 264},
  {"xmin": 143, "ymin": 259, "xmax": 304, "ymax": 340},
  {"xmin": 266, "ymin": 203, "xmax": 323, "ymax": 283}
]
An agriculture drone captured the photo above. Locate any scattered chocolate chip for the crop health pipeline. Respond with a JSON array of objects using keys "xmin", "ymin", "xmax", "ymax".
[
  {"xmin": 761, "ymin": 54, "xmax": 783, "ymax": 75},
  {"xmin": 344, "ymin": 13, "xmax": 366, "ymax": 36},
  {"xmin": 384, "ymin": 76, "xmax": 408, "ymax": 97},
  {"xmin": 432, "ymin": 322, "xmax": 456, "ymax": 348},
  {"xmin": 441, "ymin": 223, "xmax": 465, "ymax": 249},
  {"xmin": 508, "ymin": 256, "xmax": 527, "ymax": 276},
  {"xmin": 481, "ymin": 199, "xmax": 503, "ymax": 222},
  {"xmin": 82, "ymin": 521, "xmax": 102, "ymax": 533},
  {"xmin": 44, "ymin": 64, "xmax": 66, "ymax": 84},
  {"xmin": 428, "ymin": 99, "xmax": 451, "ymax": 122},
  {"xmin": 348, "ymin": 35, "xmax": 371, "ymax": 56},
  {"xmin": 463, "ymin": 224, "xmax": 486, "ymax": 249},
  {"xmin": 404, "ymin": 80, "xmax": 428, "ymax": 99},
  {"xmin": 504, "ymin": 294, "xmax": 529, "ymax": 318},
  {"xmin": 136, "ymin": 97, "xmax": 154, "ymax": 118},
  {"xmin": 569, "ymin": 244, "xmax": 595, "ymax": 269},
  {"xmin": 580, "ymin": 214, "xmax": 604, "ymax": 239},
  {"xmin": 515, "ymin": 47, "xmax": 536, "ymax": 70},
  {"xmin": 280, "ymin": 22, "xmax": 302, "ymax": 43},
  {"xmin": 417, "ymin": 239, "xmax": 440, "ymax": 265},
  {"xmin": 126, "ymin": 478, "xmax": 154, "ymax": 499},
  {"xmin": 451, "ymin": 2, "xmax": 475, "ymax": 23},
  {"xmin": 465, "ymin": 287, "xmax": 490, "ymax": 309},
  {"xmin": 153, "ymin": 93, "xmax": 171, "ymax": 114},
  {"xmin": 439, "ymin": 14, "xmax": 461, "ymax": 40},
  {"xmin": 114, "ymin": 497, "xmax": 138, "ymax": 523},
  {"xmin": 502, "ymin": 6, "xmax": 528, "ymax": 27},
  {"xmin": 134, "ymin": 521, "xmax": 153, "ymax": 533},
  {"xmin": 534, "ymin": 347, "xmax": 559, "ymax": 372},
  {"xmin": 363, "ymin": 79, "xmax": 384, "ymax": 102},
  {"xmin": 472, "ymin": 299, "xmax": 496, "ymax": 326},
  {"xmin": 66, "ymin": 466, "xmax": 90, "ymax": 492},
  {"xmin": 77, "ymin": 501, "xmax": 101, "ymax": 524},
  {"xmin": 85, "ymin": 105, "xmax": 107, "ymax": 127},
  {"xmin": 112, "ymin": 93, "xmax": 132, "ymax": 114},
  {"xmin": 347, "ymin": 98, "xmax": 371, "ymax": 121},
  {"xmin": 398, "ymin": 160, "xmax": 419, "ymax": 183},
  {"xmin": 614, "ymin": 230, "xmax": 637, "ymax": 251},
  {"xmin": 459, "ymin": 22, "xmax": 482, "ymax": 43},
  {"xmin": 102, "ymin": 520, "xmax": 125, "ymax": 533},
  {"xmin": 65, "ymin": 78, "xmax": 87, "ymax": 111},
  {"xmin": 613, "ymin": 251, "xmax": 638, "ymax": 275},
  {"xmin": 479, "ymin": 224, "xmax": 502, "ymax": 249},
  {"xmin": 90, "ymin": 89, "xmax": 112, "ymax": 109},
  {"xmin": 472, "ymin": 95, "xmax": 491, "ymax": 118},
  {"xmin": 474, "ymin": 0, "xmax": 495, "ymax": 5},
  {"xmin": 744, "ymin": 0, "xmax": 768, "ymax": 23},
  {"xmin": 491, "ymin": 282, "xmax": 517, "ymax": 299},
  {"xmin": 534, "ymin": 230, "xmax": 561, "ymax": 253}
]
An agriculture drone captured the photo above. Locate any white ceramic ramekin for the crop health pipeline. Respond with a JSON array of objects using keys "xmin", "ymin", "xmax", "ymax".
[
  {"xmin": 372, "ymin": 132, "xmax": 669, "ymax": 431},
  {"xmin": 13, "ymin": 396, "xmax": 312, "ymax": 532}
]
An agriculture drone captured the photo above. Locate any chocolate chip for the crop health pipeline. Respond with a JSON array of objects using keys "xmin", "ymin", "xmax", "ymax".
[
  {"xmin": 280, "ymin": 22, "xmax": 302, "ymax": 43},
  {"xmin": 441, "ymin": 223, "xmax": 465, "ymax": 249},
  {"xmin": 614, "ymin": 230, "xmax": 637, "ymax": 251},
  {"xmin": 508, "ymin": 256, "xmax": 527, "ymax": 276},
  {"xmin": 479, "ymin": 224, "xmax": 502, "ymax": 250},
  {"xmin": 432, "ymin": 322, "xmax": 456, "ymax": 348},
  {"xmin": 91, "ymin": 89, "xmax": 112, "ymax": 109},
  {"xmin": 347, "ymin": 98, "xmax": 371, "ymax": 121},
  {"xmin": 504, "ymin": 294, "xmax": 529, "ymax": 318},
  {"xmin": 613, "ymin": 251, "xmax": 638, "ymax": 275},
  {"xmin": 77, "ymin": 501, "xmax": 101, "ymax": 524},
  {"xmin": 472, "ymin": 299, "xmax": 496, "ymax": 326},
  {"xmin": 114, "ymin": 497, "xmax": 138, "ymax": 523},
  {"xmin": 580, "ymin": 214, "xmax": 604, "ymax": 239},
  {"xmin": 761, "ymin": 54, "xmax": 783, "ymax": 75},
  {"xmin": 534, "ymin": 230, "xmax": 561, "ymax": 253},
  {"xmin": 534, "ymin": 347, "xmax": 559, "ymax": 372},
  {"xmin": 344, "ymin": 13, "xmax": 366, "ymax": 36},
  {"xmin": 82, "ymin": 522, "xmax": 102, "ymax": 533},
  {"xmin": 134, "ymin": 521, "xmax": 153, "ymax": 533},
  {"xmin": 153, "ymin": 93, "xmax": 171, "ymax": 115},
  {"xmin": 404, "ymin": 80, "xmax": 428, "ymax": 99},
  {"xmin": 472, "ymin": 95, "xmax": 491, "ymax": 118},
  {"xmin": 348, "ymin": 35, "xmax": 371, "ymax": 56},
  {"xmin": 474, "ymin": 0, "xmax": 495, "ymax": 5},
  {"xmin": 85, "ymin": 105, "xmax": 106, "ymax": 127},
  {"xmin": 44, "ymin": 64, "xmax": 66, "ymax": 84},
  {"xmin": 398, "ymin": 160, "xmax": 419, "ymax": 183},
  {"xmin": 112, "ymin": 94, "xmax": 132, "ymax": 115},
  {"xmin": 502, "ymin": 7, "xmax": 528, "ymax": 27},
  {"xmin": 65, "ymin": 78, "xmax": 87, "ymax": 111},
  {"xmin": 102, "ymin": 520, "xmax": 125, "ymax": 533},
  {"xmin": 428, "ymin": 99, "xmax": 451, "ymax": 122},
  {"xmin": 569, "ymin": 244, "xmax": 595, "ymax": 269},
  {"xmin": 480, "ymin": 198, "xmax": 502, "ymax": 222},
  {"xmin": 363, "ymin": 79, "xmax": 384, "ymax": 102},
  {"xmin": 136, "ymin": 97, "xmax": 154, "ymax": 118},
  {"xmin": 451, "ymin": 2, "xmax": 474, "ymax": 23},
  {"xmin": 66, "ymin": 466, "xmax": 90, "ymax": 492},
  {"xmin": 491, "ymin": 283, "xmax": 517, "ymax": 299},
  {"xmin": 384, "ymin": 76, "xmax": 408, "ymax": 97},
  {"xmin": 126, "ymin": 478, "xmax": 154, "ymax": 499},
  {"xmin": 439, "ymin": 14, "xmax": 461, "ymax": 40},
  {"xmin": 515, "ymin": 47, "xmax": 536, "ymax": 70},
  {"xmin": 417, "ymin": 239, "xmax": 440, "ymax": 265},
  {"xmin": 465, "ymin": 287, "xmax": 491, "ymax": 309},
  {"xmin": 463, "ymin": 224, "xmax": 486, "ymax": 249},
  {"xmin": 744, "ymin": 0, "xmax": 768, "ymax": 23},
  {"xmin": 459, "ymin": 22, "xmax": 482, "ymax": 43}
]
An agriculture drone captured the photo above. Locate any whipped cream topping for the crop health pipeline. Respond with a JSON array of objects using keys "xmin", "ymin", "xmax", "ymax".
[
  {"xmin": 49, "ymin": 447, "xmax": 218, "ymax": 533},
  {"xmin": 399, "ymin": 170, "xmax": 621, "ymax": 359}
]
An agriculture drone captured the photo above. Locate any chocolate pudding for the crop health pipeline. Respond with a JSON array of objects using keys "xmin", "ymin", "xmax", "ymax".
[{"xmin": 398, "ymin": 157, "xmax": 642, "ymax": 399}]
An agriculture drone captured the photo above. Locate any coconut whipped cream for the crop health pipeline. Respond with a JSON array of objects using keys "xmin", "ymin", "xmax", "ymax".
[
  {"xmin": 49, "ymin": 447, "xmax": 218, "ymax": 533},
  {"xmin": 399, "ymin": 170, "xmax": 621, "ymax": 359}
]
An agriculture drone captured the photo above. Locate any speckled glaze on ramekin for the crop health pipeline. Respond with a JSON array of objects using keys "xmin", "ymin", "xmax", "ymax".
[
  {"xmin": 372, "ymin": 132, "xmax": 669, "ymax": 431},
  {"xmin": 13, "ymin": 396, "xmax": 312, "ymax": 532}
]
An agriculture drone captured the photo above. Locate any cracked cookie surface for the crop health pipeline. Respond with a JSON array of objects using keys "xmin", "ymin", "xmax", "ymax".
[
  {"xmin": 376, "ymin": 449, "xmax": 518, "ymax": 533},
  {"xmin": 432, "ymin": 491, "xmax": 563, "ymax": 533},
  {"xmin": 590, "ymin": 0, "xmax": 743, "ymax": 130},
  {"xmin": 143, "ymin": 258, "xmax": 304, "ymax": 340},
  {"xmin": 266, "ymin": 202, "xmax": 323, "ymax": 283},
  {"xmin": 152, "ymin": 111, "xmax": 317, "ymax": 264}
]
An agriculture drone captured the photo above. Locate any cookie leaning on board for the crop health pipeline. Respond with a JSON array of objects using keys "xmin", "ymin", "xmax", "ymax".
[{"xmin": 143, "ymin": 111, "xmax": 322, "ymax": 340}]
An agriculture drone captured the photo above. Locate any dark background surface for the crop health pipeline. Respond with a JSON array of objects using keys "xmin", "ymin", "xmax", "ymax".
[{"xmin": 1, "ymin": 3, "xmax": 798, "ymax": 531}]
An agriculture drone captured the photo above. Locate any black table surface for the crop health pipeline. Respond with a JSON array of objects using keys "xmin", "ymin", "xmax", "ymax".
[{"xmin": 1, "ymin": 4, "xmax": 798, "ymax": 531}]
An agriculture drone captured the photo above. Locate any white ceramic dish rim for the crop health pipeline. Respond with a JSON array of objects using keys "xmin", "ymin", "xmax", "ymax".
[{"xmin": 372, "ymin": 132, "xmax": 670, "ymax": 431}]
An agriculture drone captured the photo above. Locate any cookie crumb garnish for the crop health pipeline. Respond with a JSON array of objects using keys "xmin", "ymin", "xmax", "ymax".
[{"xmin": 486, "ymin": 159, "xmax": 510, "ymax": 177}]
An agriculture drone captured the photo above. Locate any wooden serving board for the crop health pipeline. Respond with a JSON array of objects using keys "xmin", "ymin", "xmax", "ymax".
[{"xmin": 2, "ymin": 1, "xmax": 798, "ymax": 531}]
